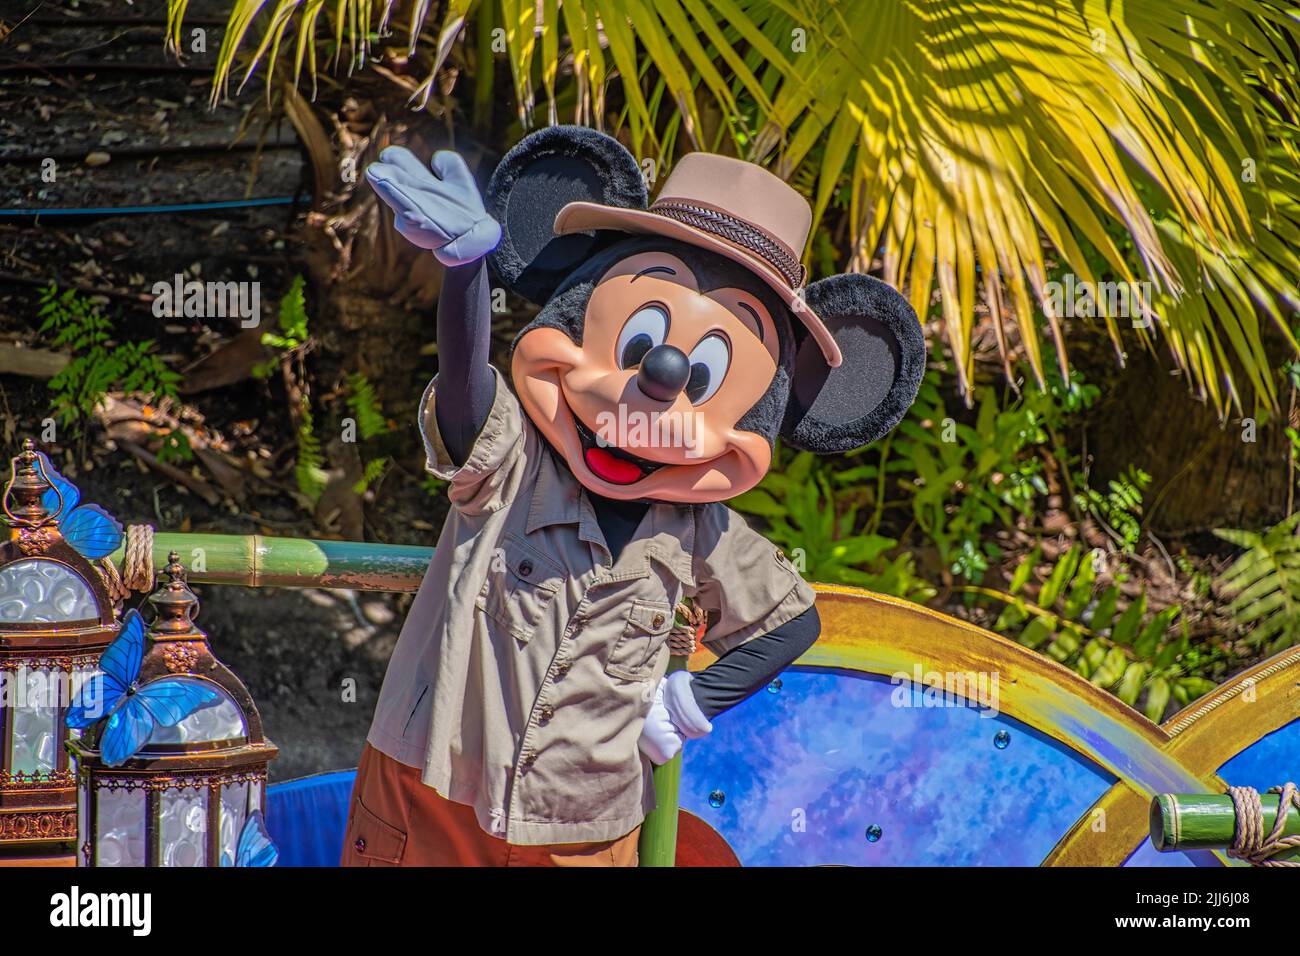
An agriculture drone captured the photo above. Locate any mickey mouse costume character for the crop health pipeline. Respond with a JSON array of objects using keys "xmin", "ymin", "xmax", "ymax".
[{"xmin": 341, "ymin": 126, "xmax": 925, "ymax": 866}]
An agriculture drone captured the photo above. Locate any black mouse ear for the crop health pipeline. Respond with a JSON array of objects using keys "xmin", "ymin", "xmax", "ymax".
[
  {"xmin": 485, "ymin": 125, "xmax": 647, "ymax": 303},
  {"xmin": 781, "ymin": 274, "xmax": 926, "ymax": 454}
]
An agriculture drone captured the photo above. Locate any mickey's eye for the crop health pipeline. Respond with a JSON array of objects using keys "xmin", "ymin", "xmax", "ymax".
[
  {"xmin": 685, "ymin": 335, "xmax": 730, "ymax": 404},
  {"xmin": 616, "ymin": 305, "xmax": 669, "ymax": 369}
]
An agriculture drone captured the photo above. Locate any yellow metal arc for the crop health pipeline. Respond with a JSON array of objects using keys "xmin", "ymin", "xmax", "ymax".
[{"xmin": 692, "ymin": 585, "xmax": 1298, "ymax": 866}]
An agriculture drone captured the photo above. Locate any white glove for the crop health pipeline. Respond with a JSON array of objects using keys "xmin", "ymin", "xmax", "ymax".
[
  {"xmin": 365, "ymin": 147, "xmax": 502, "ymax": 267},
  {"xmin": 637, "ymin": 670, "xmax": 713, "ymax": 766}
]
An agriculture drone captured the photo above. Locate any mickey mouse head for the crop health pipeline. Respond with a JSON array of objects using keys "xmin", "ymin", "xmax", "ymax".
[{"xmin": 486, "ymin": 126, "xmax": 927, "ymax": 504}]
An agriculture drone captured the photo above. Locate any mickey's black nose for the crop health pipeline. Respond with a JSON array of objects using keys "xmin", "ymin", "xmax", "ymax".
[{"xmin": 636, "ymin": 344, "xmax": 691, "ymax": 402}]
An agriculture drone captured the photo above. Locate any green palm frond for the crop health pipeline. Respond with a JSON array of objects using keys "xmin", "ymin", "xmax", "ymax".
[
  {"xmin": 1214, "ymin": 512, "xmax": 1300, "ymax": 653},
  {"xmin": 174, "ymin": 0, "xmax": 1300, "ymax": 413}
]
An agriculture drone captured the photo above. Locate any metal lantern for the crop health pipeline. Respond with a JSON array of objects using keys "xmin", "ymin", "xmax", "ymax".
[
  {"xmin": 67, "ymin": 552, "xmax": 278, "ymax": 867},
  {"xmin": 0, "ymin": 440, "xmax": 119, "ymax": 859}
]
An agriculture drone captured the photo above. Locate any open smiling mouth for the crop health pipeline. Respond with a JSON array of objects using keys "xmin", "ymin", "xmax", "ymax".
[{"xmin": 572, "ymin": 415, "xmax": 667, "ymax": 485}]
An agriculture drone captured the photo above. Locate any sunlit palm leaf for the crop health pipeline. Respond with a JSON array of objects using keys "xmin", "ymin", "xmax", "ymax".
[{"xmin": 171, "ymin": 0, "xmax": 1300, "ymax": 413}]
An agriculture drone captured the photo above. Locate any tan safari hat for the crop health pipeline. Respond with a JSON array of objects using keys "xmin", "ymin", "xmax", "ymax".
[{"xmin": 552, "ymin": 152, "xmax": 843, "ymax": 368}]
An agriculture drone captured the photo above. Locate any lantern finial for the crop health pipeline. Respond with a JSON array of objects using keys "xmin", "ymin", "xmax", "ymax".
[
  {"xmin": 3, "ymin": 439, "xmax": 55, "ymax": 528},
  {"xmin": 146, "ymin": 551, "xmax": 202, "ymax": 637}
]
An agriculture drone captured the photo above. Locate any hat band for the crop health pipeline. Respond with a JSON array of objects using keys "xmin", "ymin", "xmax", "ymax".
[{"xmin": 647, "ymin": 200, "xmax": 807, "ymax": 290}]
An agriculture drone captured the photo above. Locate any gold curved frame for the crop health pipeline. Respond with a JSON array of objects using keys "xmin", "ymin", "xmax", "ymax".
[{"xmin": 688, "ymin": 585, "xmax": 1300, "ymax": 867}]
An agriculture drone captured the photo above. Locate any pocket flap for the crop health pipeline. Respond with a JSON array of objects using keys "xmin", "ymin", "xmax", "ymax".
[
  {"xmin": 350, "ymin": 795, "xmax": 408, "ymax": 864},
  {"xmin": 501, "ymin": 534, "xmax": 563, "ymax": 591},
  {"xmin": 626, "ymin": 601, "xmax": 674, "ymax": 635}
]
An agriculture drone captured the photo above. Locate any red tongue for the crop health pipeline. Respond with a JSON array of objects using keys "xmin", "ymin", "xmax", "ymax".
[{"xmin": 585, "ymin": 446, "xmax": 644, "ymax": 485}]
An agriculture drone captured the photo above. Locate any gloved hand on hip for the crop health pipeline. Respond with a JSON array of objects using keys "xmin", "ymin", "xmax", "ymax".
[
  {"xmin": 638, "ymin": 669, "xmax": 713, "ymax": 766},
  {"xmin": 365, "ymin": 146, "xmax": 502, "ymax": 267}
]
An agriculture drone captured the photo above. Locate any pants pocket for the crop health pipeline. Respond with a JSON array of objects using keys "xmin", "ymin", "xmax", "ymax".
[
  {"xmin": 341, "ymin": 748, "xmax": 410, "ymax": 867},
  {"xmin": 346, "ymin": 794, "xmax": 409, "ymax": 866}
]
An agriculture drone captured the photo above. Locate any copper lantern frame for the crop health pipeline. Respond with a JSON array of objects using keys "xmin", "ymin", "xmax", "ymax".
[
  {"xmin": 0, "ymin": 441, "xmax": 118, "ymax": 859},
  {"xmin": 67, "ymin": 552, "xmax": 278, "ymax": 867}
]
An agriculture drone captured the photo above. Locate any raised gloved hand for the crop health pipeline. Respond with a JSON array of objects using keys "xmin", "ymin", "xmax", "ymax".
[
  {"xmin": 637, "ymin": 669, "xmax": 713, "ymax": 766},
  {"xmin": 365, "ymin": 146, "xmax": 502, "ymax": 267}
]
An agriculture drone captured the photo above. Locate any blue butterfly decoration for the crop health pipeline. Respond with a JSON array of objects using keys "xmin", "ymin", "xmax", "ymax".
[
  {"xmin": 66, "ymin": 608, "xmax": 221, "ymax": 766},
  {"xmin": 35, "ymin": 451, "xmax": 124, "ymax": 560},
  {"xmin": 222, "ymin": 809, "xmax": 279, "ymax": 867}
]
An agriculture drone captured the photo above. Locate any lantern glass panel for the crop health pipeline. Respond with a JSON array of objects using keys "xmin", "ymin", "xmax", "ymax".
[
  {"xmin": 219, "ymin": 780, "xmax": 251, "ymax": 865},
  {"xmin": 95, "ymin": 785, "xmax": 147, "ymax": 866},
  {"xmin": 0, "ymin": 558, "xmax": 97, "ymax": 623},
  {"xmin": 10, "ymin": 666, "xmax": 60, "ymax": 775},
  {"xmin": 141, "ymin": 679, "xmax": 247, "ymax": 747},
  {"xmin": 159, "ymin": 786, "xmax": 208, "ymax": 866}
]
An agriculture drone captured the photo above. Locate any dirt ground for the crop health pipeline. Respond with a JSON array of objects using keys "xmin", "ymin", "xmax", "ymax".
[{"xmin": 0, "ymin": 0, "xmax": 444, "ymax": 781}]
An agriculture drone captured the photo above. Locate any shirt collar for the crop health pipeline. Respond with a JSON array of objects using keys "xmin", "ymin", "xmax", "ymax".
[{"xmin": 525, "ymin": 448, "xmax": 695, "ymax": 587}]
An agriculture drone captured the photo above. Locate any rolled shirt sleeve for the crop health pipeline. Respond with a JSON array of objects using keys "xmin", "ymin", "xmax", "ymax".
[
  {"xmin": 689, "ymin": 504, "xmax": 817, "ymax": 656},
  {"xmin": 419, "ymin": 365, "xmax": 526, "ymax": 515}
]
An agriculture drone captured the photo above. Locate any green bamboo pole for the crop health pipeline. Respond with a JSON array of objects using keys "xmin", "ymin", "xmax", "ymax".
[
  {"xmin": 108, "ymin": 533, "xmax": 432, "ymax": 592},
  {"xmin": 1151, "ymin": 793, "xmax": 1300, "ymax": 861},
  {"xmin": 637, "ymin": 654, "xmax": 689, "ymax": 868}
]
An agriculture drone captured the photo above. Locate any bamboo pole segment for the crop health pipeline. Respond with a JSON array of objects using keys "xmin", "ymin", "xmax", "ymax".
[
  {"xmin": 109, "ymin": 533, "xmax": 433, "ymax": 592},
  {"xmin": 1151, "ymin": 792, "xmax": 1300, "ymax": 861},
  {"xmin": 637, "ymin": 655, "xmax": 689, "ymax": 868}
]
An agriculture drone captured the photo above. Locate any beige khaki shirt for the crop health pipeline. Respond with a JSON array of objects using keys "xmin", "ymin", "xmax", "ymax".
[{"xmin": 367, "ymin": 368, "xmax": 815, "ymax": 845}]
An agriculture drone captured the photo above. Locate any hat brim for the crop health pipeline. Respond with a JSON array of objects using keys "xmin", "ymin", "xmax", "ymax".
[{"xmin": 553, "ymin": 201, "xmax": 843, "ymax": 368}]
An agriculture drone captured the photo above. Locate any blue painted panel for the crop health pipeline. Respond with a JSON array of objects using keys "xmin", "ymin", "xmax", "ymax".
[
  {"xmin": 681, "ymin": 669, "xmax": 1116, "ymax": 866},
  {"xmin": 1219, "ymin": 716, "xmax": 1300, "ymax": 791},
  {"xmin": 267, "ymin": 769, "xmax": 356, "ymax": 867}
]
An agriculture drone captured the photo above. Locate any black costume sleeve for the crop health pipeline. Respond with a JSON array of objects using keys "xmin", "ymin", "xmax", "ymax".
[
  {"xmin": 689, "ymin": 604, "xmax": 821, "ymax": 720},
  {"xmin": 433, "ymin": 257, "xmax": 497, "ymax": 468}
]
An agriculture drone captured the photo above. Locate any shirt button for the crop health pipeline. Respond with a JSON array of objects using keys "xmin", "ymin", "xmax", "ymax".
[
  {"xmin": 518, "ymin": 559, "xmax": 534, "ymax": 576},
  {"xmin": 652, "ymin": 612, "xmax": 666, "ymax": 628},
  {"xmin": 522, "ymin": 751, "xmax": 537, "ymax": 767},
  {"xmin": 539, "ymin": 704, "xmax": 555, "ymax": 721},
  {"xmin": 354, "ymin": 837, "xmax": 366, "ymax": 854},
  {"xmin": 555, "ymin": 661, "xmax": 571, "ymax": 678}
]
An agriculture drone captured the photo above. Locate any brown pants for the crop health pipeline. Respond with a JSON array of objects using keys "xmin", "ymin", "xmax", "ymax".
[{"xmin": 340, "ymin": 744, "xmax": 640, "ymax": 867}]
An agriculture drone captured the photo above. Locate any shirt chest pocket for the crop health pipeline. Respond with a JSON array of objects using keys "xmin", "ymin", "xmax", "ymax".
[
  {"xmin": 604, "ymin": 599, "xmax": 675, "ymax": 682},
  {"xmin": 476, "ymin": 534, "xmax": 565, "ymax": 643}
]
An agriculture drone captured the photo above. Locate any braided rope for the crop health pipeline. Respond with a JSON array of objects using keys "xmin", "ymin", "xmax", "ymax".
[
  {"xmin": 1227, "ymin": 782, "xmax": 1300, "ymax": 866},
  {"xmin": 121, "ymin": 523, "xmax": 156, "ymax": 593},
  {"xmin": 91, "ymin": 523, "xmax": 155, "ymax": 607},
  {"xmin": 668, "ymin": 601, "xmax": 707, "ymax": 656},
  {"xmin": 649, "ymin": 201, "xmax": 808, "ymax": 289},
  {"xmin": 92, "ymin": 557, "xmax": 130, "ymax": 606}
]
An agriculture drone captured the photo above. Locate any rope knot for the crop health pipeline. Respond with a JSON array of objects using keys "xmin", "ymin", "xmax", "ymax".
[{"xmin": 1227, "ymin": 781, "xmax": 1300, "ymax": 867}]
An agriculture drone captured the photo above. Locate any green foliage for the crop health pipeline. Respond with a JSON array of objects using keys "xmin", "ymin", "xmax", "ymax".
[
  {"xmin": 182, "ymin": 0, "xmax": 1300, "ymax": 412},
  {"xmin": 968, "ymin": 544, "xmax": 1217, "ymax": 722},
  {"xmin": 38, "ymin": 283, "xmax": 181, "ymax": 435},
  {"xmin": 1214, "ymin": 512, "xmax": 1300, "ymax": 654},
  {"xmin": 352, "ymin": 457, "xmax": 388, "ymax": 496},
  {"xmin": 294, "ymin": 399, "xmax": 328, "ymax": 504},
  {"xmin": 1074, "ymin": 465, "xmax": 1151, "ymax": 553},
  {"xmin": 345, "ymin": 372, "xmax": 390, "ymax": 441},
  {"xmin": 255, "ymin": 276, "xmax": 310, "ymax": 378},
  {"xmin": 732, "ymin": 448, "xmax": 935, "ymax": 601},
  {"xmin": 886, "ymin": 367, "xmax": 1092, "ymax": 579},
  {"xmin": 155, "ymin": 430, "xmax": 193, "ymax": 466},
  {"xmin": 344, "ymin": 372, "xmax": 392, "ymax": 494}
]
